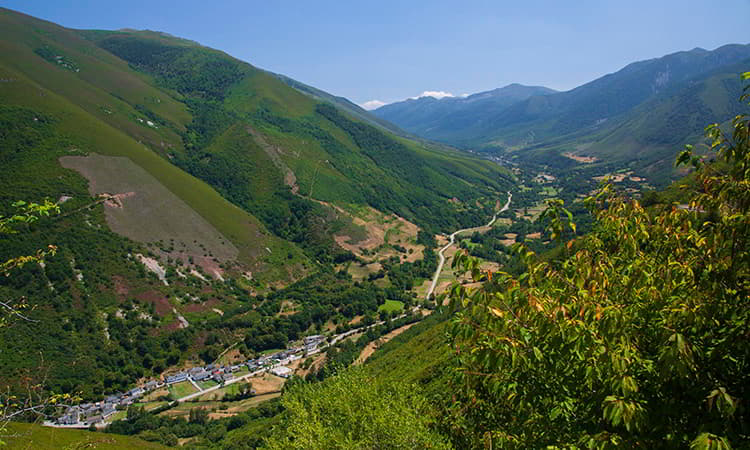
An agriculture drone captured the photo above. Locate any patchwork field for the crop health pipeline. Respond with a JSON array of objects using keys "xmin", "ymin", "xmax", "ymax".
[
  {"xmin": 334, "ymin": 205, "xmax": 424, "ymax": 264},
  {"xmin": 168, "ymin": 380, "xmax": 198, "ymax": 399}
]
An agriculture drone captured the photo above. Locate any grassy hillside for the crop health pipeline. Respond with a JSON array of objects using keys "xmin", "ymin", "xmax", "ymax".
[
  {"xmin": 507, "ymin": 62, "xmax": 750, "ymax": 182},
  {"xmin": 3, "ymin": 422, "xmax": 168, "ymax": 449},
  {"xmin": 78, "ymin": 26, "xmax": 514, "ymax": 236},
  {"xmin": 373, "ymin": 42, "xmax": 750, "ymax": 185},
  {"xmin": 0, "ymin": 8, "xmax": 307, "ymax": 280},
  {"xmin": 272, "ymin": 71, "xmax": 412, "ymax": 138}
]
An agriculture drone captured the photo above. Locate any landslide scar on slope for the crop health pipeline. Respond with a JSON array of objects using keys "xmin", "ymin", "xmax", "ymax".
[{"xmin": 60, "ymin": 153, "xmax": 238, "ymax": 276}]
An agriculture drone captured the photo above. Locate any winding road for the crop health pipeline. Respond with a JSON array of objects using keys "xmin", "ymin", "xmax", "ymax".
[{"xmin": 425, "ymin": 192, "xmax": 512, "ymax": 300}]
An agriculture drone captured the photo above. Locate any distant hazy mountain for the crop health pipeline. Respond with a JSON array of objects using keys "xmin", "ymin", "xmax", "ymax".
[
  {"xmin": 373, "ymin": 84, "xmax": 557, "ymax": 142},
  {"xmin": 374, "ymin": 44, "xmax": 750, "ymax": 178}
]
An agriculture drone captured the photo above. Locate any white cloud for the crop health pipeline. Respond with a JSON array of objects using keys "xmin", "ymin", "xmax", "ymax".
[
  {"xmin": 410, "ymin": 90, "xmax": 455, "ymax": 100},
  {"xmin": 361, "ymin": 99, "xmax": 386, "ymax": 110}
]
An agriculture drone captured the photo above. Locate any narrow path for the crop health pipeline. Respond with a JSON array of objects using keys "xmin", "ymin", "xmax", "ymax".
[
  {"xmin": 189, "ymin": 377, "xmax": 203, "ymax": 392},
  {"xmin": 426, "ymin": 192, "xmax": 511, "ymax": 300}
]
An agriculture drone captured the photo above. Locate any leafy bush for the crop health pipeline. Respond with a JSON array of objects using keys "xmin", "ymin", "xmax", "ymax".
[{"xmin": 446, "ymin": 75, "xmax": 750, "ymax": 449}]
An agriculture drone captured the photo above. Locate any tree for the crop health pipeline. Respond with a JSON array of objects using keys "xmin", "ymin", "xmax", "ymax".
[
  {"xmin": 264, "ymin": 367, "xmax": 450, "ymax": 449},
  {"xmin": 188, "ymin": 407, "xmax": 208, "ymax": 425},
  {"xmin": 446, "ymin": 73, "xmax": 750, "ymax": 449},
  {"xmin": 0, "ymin": 200, "xmax": 59, "ymax": 326},
  {"xmin": 0, "ymin": 199, "xmax": 67, "ymax": 445}
]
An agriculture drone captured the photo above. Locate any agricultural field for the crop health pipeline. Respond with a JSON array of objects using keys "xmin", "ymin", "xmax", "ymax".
[
  {"xmin": 168, "ymin": 381, "xmax": 198, "ymax": 400},
  {"xmin": 514, "ymin": 202, "xmax": 547, "ymax": 222},
  {"xmin": 378, "ymin": 300, "xmax": 405, "ymax": 314},
  {"xmin": 334, "ymin": 205, "xmax": 424, "ymax": 264},
  {"xmin": 197, "ymin": 380, "xmax": 219, "ymax": 390},
  {"xmin": 159, "ymin": 392, "xmax": 283, "ymax": 421}
]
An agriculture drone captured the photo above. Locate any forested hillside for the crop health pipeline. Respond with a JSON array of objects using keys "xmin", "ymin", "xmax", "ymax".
[
  {"xmin": 250, "ymin": 76, "xmax": 750, "ymax": 449},
  {"xmin": 375, "ymin": 44, "xmax": 750, "ymax": 183},
  {"xmin": 0, "ymin": 7, "xmax": 512, "ymax": 408},
  {"xmin": 2, "ymin": 5, "xmax": 748, "ymax": 450},
  {"xmin": 80, "ymin": 26, "xmax": 514, "ymax": 238}
]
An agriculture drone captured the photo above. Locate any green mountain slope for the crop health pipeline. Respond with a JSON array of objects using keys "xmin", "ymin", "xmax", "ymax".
[
  {"xmin": 3, "ymin": 422, "xmax": 168, "ymax": 449},
  {"xmin": 510, "ymin": 60, "xmax": 750, "ymax": 179},
  {"xmin": 374, "ymin": 44, "xmax": 750, "ymax": 183},
  {"xmin": 76, "ymin": 27, "xmax": 514, "ymax": 237},
  {"xmin": 272, "ymin": 71, "xmax": 412, "ymax": 138},
  {"xmin": 0, "ymin": 8, "xmax": 306, "ymax": 280},
  {"xmin": 0, "ymin": 6, "xmax": 514, "ymax": 404}
]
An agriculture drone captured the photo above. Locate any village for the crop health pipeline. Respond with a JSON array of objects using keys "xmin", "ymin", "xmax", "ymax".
[
  {"xmin": 48, "ymin": 334, "xmax": 327, "ymax": 428},
  {"xmin": 46, "ymin": 306, "xmax": 421, "ymax": 429}
]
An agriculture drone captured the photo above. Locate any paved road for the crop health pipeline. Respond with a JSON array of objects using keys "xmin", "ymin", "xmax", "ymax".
[
  {"xmin": 425, "ymin": 192, "xmax": 511, "ymax": 300},
  {"xmin": 177, "ymin": 308, "xmax": 422, "ymax": 403}
]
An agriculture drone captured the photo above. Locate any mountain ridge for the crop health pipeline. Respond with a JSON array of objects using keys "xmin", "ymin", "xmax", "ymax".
[{"xmin": 372, "ymin": 42, "xmax": 750, "ymax": 181}]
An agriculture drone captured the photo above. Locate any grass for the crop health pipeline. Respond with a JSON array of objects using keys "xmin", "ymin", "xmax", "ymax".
[
  {"xmin": 378, "ymin": 300, "xmax": 405, "ymax": 314},
  {"xmin": 346, "ymin": 262, "xmax": 382, "ymax": 281},
  {"xmin": 540, "ymin": 186, "xmax": 558, "ymax": 196},
  {"xmin": 260, "ymin": 348, "xmax": 285, "ymax": 356},
  {"xmin": 142, "ymin": 401, "xmax": 169, "ymax": 411},
  {"xmin": 0, "ymin": 9, "xmax": 310, "ymax": 283},
  {"xmin": 2, "ymin": 421, "xmax": 168, "ymax": 449},
  {"xmin": 109, "ymin": 410, "xmax": 127, "ymax": 422},
  {"xmin": 160, "ymin": 392, "xmax": 281, "ymax": 418},
  {"xmin": 168, "ymin": 381, "xmax": 198, "ymax": 399},
  {"xmin": 197, "ymin": 380, "xmax": 219, "ymax": 390}
]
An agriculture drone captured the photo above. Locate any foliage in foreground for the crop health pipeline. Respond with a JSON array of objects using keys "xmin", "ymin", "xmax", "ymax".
[
  {"xmin": 447, "ymin": 74, "xmax": 750, "ymax": 448},
  {"xmin": 264, "ymin": 367, "xmax": 450, "ymax": 450}
]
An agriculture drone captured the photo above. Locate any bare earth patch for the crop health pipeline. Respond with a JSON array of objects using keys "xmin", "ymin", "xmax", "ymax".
[
  {"xmin": 136, "ymin": 290, "xmax": 172, "ymax": 317},
  {"xmin": 60, "ymin": 153, "xmax": 237, "ymax": 276},
  {"xmin": 334, "ymin": 206, "xmax": 424, "ymax": 262},
  {"xmin": 563, "ymin": 152, "xmax": 598, "ymax": 163},
  {"xmin": 355, "ymin": 322, "xmax": 420, "ymax": 364}
]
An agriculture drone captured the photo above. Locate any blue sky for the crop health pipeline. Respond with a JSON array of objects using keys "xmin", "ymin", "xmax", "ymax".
[{"xmin": 4, "ymin": 0, "xmax": 749, "ymax": 108}]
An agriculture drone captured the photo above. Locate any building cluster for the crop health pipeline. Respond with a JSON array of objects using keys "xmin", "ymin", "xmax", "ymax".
[
  {"xmin": 56, "ymin": 381, "xmax": 162, "ymax": 426},
  {"xmin": 53, "ymin": 334, "xmax": 328, "ymax": 427}
]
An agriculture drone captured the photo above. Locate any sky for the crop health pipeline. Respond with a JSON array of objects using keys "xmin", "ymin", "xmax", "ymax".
[{"xmin": 4, "ymin": 0, "xmax": 749, "ymax": 109}]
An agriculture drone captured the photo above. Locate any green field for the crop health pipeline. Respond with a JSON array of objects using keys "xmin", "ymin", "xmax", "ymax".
[
  {"xmin": 378, "ymin": 300, "xmax": 405, "ymax": 314},
  {"xmin": 168, "ymin": 381, "xmax": 198, "ymax": 399},
  {"xmin": 260, "ymin": 348, "xmax": 285, "ymax": 356},
  {"xmin": 197, "ymin": 380, "xmax": 219, "ymax": 390},
  {"xmin": 197, "ymin": 380, "xmax": 249, "ymax": 401},
  {"xmin": 160, "ymin": 392, "xmax": 281, "ymax": 418},
  {"xmin": 2, "ymin": 422, "xmax": 167, "ymax": 449},
  {"xmin": 540, "ymin": 186, "xmax": 558, "ymax": 196}
]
